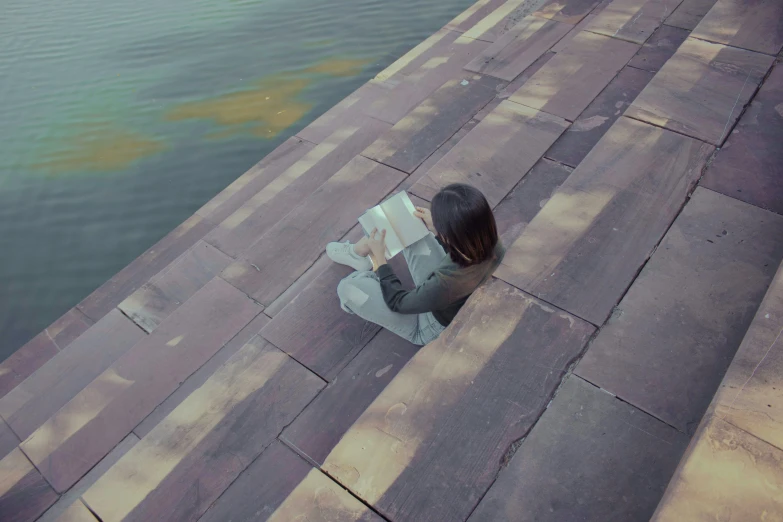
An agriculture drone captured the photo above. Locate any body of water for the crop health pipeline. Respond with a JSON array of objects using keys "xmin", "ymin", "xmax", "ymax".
[{"xmin": 0, "ymin": 0, "xmax": 476, "ymax": 360}]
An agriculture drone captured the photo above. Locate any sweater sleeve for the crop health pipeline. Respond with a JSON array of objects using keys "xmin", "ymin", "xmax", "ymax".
[{"xmin": 376, "ymin": 263, "xmax": 454, "ymax": 314}]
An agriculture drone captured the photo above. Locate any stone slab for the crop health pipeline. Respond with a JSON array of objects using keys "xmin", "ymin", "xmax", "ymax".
[
  {"xmin": 533, "ymin": 0, "xmax": 602, "ymax": 24},
  {"xmin": 411, "ymin": 100, "xmax": 568, "ymax": 207},
  {"xmin": 550, "ymin": 13, "xmax": 599, "ymax": 52},
  {"xmin": 652, "ymin": 416, "xmax": 783, "ymax": 521},
  {"xmin": 493, "ymin": 158, "xmax": 573, "ymax": 246},
  {"xmin": 509, "ymin": 31, "xmax": 639, "ymax": 121},
  {"xmin": 468, "ymin": 376, "xmax": 688, "ymax": 522},
  {"xmin": 260, "ymin": 263, "xmax": 380, "ymax": 381},
  {"xmin": 367, "ymin": 31, "xmax": 490, "ymax": 124},
  {"xmin": 496, "ymin": 117, "xmax": 713, "ymax": 325},
  {"xmin": 20, "ymin": 278, "xmax": 262, "ymax": 493},
  {"xmin": 266, "ymin": 468, "xmax": 384, "ymax": 522},
  {"xmin": 465, "ymin": 16, "xmax": 572, "ymax": 81},
  {"xmin": 0, "ymin": 418, "xmax": 18, "ymax": 461},
  {"xmin": 626, "ymin": 37, "xmax": 774, "ymax": 146},
  {"xmin": 0, "ymin": 448, "xmax": 59, "ymax": 522},
  {"xmin": 710, "ymin": 260, "xmax": 783, "ymax": 451},
  {"xmin": 577, "ymin": 188, "xmax": 783, "ymax": 432},
  {"xmin": 199, "ymin": 440, "xmax": 311, "ymax": 522},
  {"xmin": 323, "ymin": 278, "xmax": 594, "ymax": 521},
  {"xmin": 700, "ymin": 64, "xmax": 783, "ymax": 215},
  {"xmin": 205, "ymin": 117, "xmax": 391, "ymax": 257},
  {"xmin": 82, "ymin": 337, "xmax": 323, "ymax": 522},
  {"xmin": 690, "ymin": 0, "xmax": 783, "ymax": 56},
  {"xmin": 546, "ymin": 65, "xmax": 653, "ymax": 167},
  {"xmin": 462, "ymin": 0, "xmax": 533, "ymax": 42},
  {"xmin": 0, "ymin": 310, "xmax": 144, "ymax": 441},
  {"xmin": 281, "ymin": 328, "xmax": 419, "ymax": 465},
  {"xmin": 133, "ymin": 312, "xmax": 270, "ymax": 438},
  {"xmin": 77, "ymin": 214, "xmax": 216, "ymax": 322},
  {"xmin": 627, "ymin": 24, "xmax": 690, "ymax": 72},
  {"xmin": 585, "ymin": 0, "xmax": 685, "ymax": 44},
  {"xmin": 0, "ymin": 308, "xmax": 92, "ymax": 400},
  {"xmin": 37, "ymin": 434, "xmax": 139, "ymax": 522},
  {"xmin": 118, "ymin": 241, "xmax": 232, "ymax": 332},
  {"xmin": 221, "ymin": 156, "xmax": 406, "ymax": 305},
  {"xmin": 55, "ymin": 502, "xmax": 96, "ymax": 522},
  {"xmin": 663, "ymin": 0, "xmax": 716, "ymax": 29},
  {"xmin": 363, "ymin": 75, "xmax": 503, "ymax": 174},
  {"xmin": 195, "ymin": 137, "xmax": 315, "ymax": 224},
  {"xmin": 446, "ymin": 0, "xmax": 510, "ymax": 33}
]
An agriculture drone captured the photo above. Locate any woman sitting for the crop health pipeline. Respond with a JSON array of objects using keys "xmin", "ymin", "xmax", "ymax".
[{"xmin": 326, "ymin": 183, "xmax": 505, "ymax": 345}]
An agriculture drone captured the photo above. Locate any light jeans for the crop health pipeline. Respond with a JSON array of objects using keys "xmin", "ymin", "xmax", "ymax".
[{"xmin": 337, "ymin": 233, "xmax": 447, "ymax": 346}]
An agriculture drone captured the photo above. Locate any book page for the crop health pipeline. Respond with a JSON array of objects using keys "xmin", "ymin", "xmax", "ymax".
[
  {"xmin": 358, "ymin": 207, "xmax": 404, "ymax": 259},
  {"xmin": 380, "ymin": 192, "xmax": 429, "ymax": 249}
]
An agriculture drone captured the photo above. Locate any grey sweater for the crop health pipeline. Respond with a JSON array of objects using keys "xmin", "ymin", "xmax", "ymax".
[{"xmin": 376, "ymin": 242, "xmax": 506, "ymax": 326}]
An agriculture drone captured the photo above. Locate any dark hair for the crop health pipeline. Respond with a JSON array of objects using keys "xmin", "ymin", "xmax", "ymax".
[{"xmin": 431, "ymin": 183, "xmax": 498, "ymax": 267}]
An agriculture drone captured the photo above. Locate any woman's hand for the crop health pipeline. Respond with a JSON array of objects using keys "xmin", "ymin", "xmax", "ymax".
[
  {"xmin": 413, "ymin": 206, "xmax": 435, "ymax": 233},
  {"xmin": 367, "ymin": 228, "xmax": 387, "ymax": 269}
]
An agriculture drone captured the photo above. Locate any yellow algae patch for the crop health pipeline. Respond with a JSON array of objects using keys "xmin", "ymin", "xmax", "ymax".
[
  {"xmin": 167, "ymin": 74, "xmax": 313, "ymax": 140},
  {"xmin": 303, "ymin": 56, "xmax": 373, "ymax": 77},
  {"xmin": 33, "ymin": 122, "xmax": 165, "ymax": 174}
]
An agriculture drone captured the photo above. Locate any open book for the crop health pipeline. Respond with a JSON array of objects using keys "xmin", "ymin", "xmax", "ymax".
[{"xmin": 358, "ymin": 191, "xmax": 430, "ymax": 259}]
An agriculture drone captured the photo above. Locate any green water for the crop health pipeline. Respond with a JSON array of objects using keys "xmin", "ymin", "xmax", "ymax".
[{"xmin": 0, "ymin": 0, "xmax": 476, "ymax": 360}]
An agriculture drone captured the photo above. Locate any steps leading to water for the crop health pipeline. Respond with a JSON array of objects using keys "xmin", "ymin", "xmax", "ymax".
[{"xmin": 0, "ymin": 0, "xmax": 781, "ymax": 520}]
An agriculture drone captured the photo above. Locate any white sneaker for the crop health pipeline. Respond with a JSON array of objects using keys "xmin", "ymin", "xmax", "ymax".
[{"xmin": 327, "ymin": 241, "xmax": 373, "ymax": 272}]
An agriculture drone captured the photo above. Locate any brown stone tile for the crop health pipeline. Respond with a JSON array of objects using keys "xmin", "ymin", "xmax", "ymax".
[
  {"xmin": 195, "ymin": 137, "xmax": 315, "ymax": 224},
  {"xmin": 281, "ymin": 329, "xmax": 418, "ymax": 465},
  {"xmin": 493, "ymin": 158, "xmax": 573, "ymax": 246},
  {"xmin": 264, "ymin": 254, "xmax": 332, "ymax": 317},
  {"xmin": 297, "ymin": 83, "xmax": 393, "ymax": 143},
  {"xmin": 205, "ymin": 117, "xmax": 391, "ymax": 257},
  {"xmin": 118, "ymin": 241, "xmax": 231, "ymax": 333},
  {"xmin": 465, "ymin": 16, "xmax": 572, "ymax": 81},
  {"xmin": 221, "ymin": 156, "xmax": 406, "ymax": 305},
  {"xmin": 0, "ymin": 308, "xmax": 92, "ymax": 400},
  {"xmin": 663, "ymin": 0, "xmax": 717, "ymax": 29},
  {"xmin": 323, "ymin": 278, "xmax": 594, "ymax": 521},
  {"xmin": 496, "ymin": 51, "xmax": 557, "ymax": 97},
  {"xmin": 411, "ymin": 101, "xmax": 568, "ymax": 206},
  {"xmin": 469, "ymin": 376, "xmax": 688, "ymax": 522},
  {"xmin": 585, "ymin": 0, "xmax": 684, "ymax": 44},
  {"xmin": 652, "ymin": 416, "xmax": 783, "ymax": 521},
  {"xmin": 690, "ymin": 0, "xmax": 783, "ymax": 56},
  {"xmin": 266, "ymin": 468, "xmax": 384, "ymax": 522},
  {"xmin": 82, "ymin": 337, "xmax": 323, "ymax": 522},
  {"xmin": 364, "ymin": 74, "xmax": 503, "ymax": 173},
  {"xmin": 577, "ymin": 188, "xmax": 783, "ymax": 432},
  {"xmin": 626, "ymin": 38, "xmax": 774, "ymax": 145},
  {"xmin": 261, "ymin": 263, "xmax": 379, "ymax": 381},
  {"xmin": 21, "ymin": 278, "xmax": 262, "ymax": 493},
  {"xmin": 199, "ymin": 440, "xmax": 310, "ymax": 522},
  {"xmin": 55, "ymin": 501, "xmax": 96, "ymax": 522},
  {"xmin": 37, "ymin": 434, "xmax": 139, "ymax": 522},
  {"xmin": 546, "ymin": 66, "xmax": 654, "ymax": 167},
  {"xmin": 77, "ymin": 214, "xmax": 216, "ymax": 321},
  {"xmin": 462, "ymin": 0, "xmax": 533, "ymax": 42},
  {"xmin": 0, "ymin": 448, "xmax": 59, "ymax": 522},
  {"xmin": 446, "ymin": 0, "xmax": 510, "ymax": 32},
  {"xmin": 0, "ymin": 418, "xmax": 18, "ymax": 461},
  {"xmin": 550, "ymin": 13, "xmax": 599, "ymax": 52},
  {"xmin": 367, "ymin": 32, "xmax": 490, "ymax": 124},
  {"xmin": 402, "ymin": 121, "xmax": 478, "ymax": 193},
  {"xmin": 496, "ymin": 117, "xmax": 713, "ymax": 325},
  {"xmin": 0, "ymin": 310, "xmax": 144, "ymax": 441},
  {"xmin": 533, "ymin": 0, "xmax": 602, "ymax": 24},
  {"xmin": 710, "ymin": 261, "xmax": 783, "ymax": 450},
  {"xmin": 700, "ymin": 64, "xmax": 783, "ymax": 215},
  {"xmin": 133, "ymin": 312, "xmax": 270, "ymax": 437},
  {"xmin": 509, "ymin": 31, "xmax": 639, "ymax": 121},
  {"xmin": 628, "ymin": 24, "xmax": 690, "ymax": 71}
]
